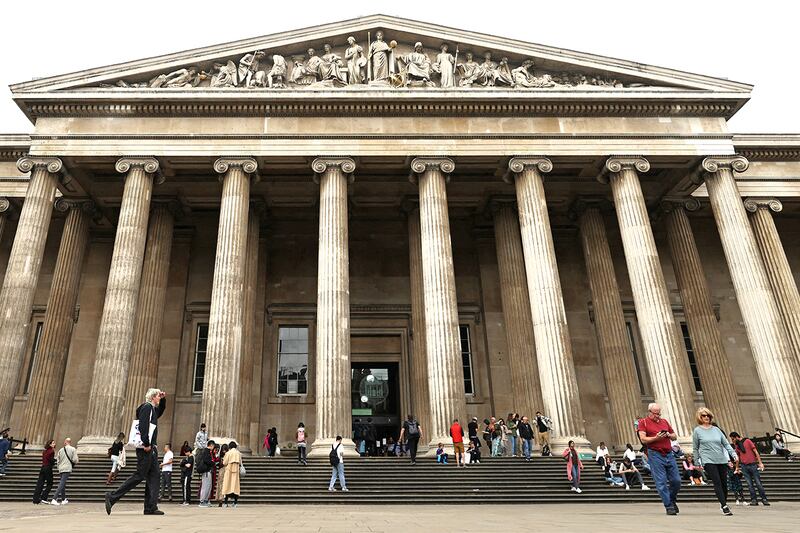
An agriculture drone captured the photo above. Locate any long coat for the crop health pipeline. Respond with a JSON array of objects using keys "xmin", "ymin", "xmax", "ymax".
[
  {"xmin": 221, "ymin": 448, "xmax": 241, "ymax": 496},
  {"xmin": 562, "ymin": 448, "xmax": 583, "ymax": 482}
]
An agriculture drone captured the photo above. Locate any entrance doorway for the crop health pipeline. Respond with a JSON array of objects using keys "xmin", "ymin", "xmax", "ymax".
[{"xmin": 351, "ymin": 362, "xmax": 400, "ymax": 455}]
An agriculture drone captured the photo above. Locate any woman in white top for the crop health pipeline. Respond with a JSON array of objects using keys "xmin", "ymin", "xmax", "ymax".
[
  {"xmin": 623, "ymin": 443, "xmax": 638, "ymax": 463},
  {"xmin": 595, "ymin": 442, "xmax": 609, "ymax": 467},
  {"xmin": 296, "ymin": 422, "xmax": 307, "ymax": 466}
]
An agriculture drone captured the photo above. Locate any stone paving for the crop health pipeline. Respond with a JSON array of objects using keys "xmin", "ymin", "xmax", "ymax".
[{"xmin": 0, "ymin": 502, "xmax": 798, "ymax": 532}]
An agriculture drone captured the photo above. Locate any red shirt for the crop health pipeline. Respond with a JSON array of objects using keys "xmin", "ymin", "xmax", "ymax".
[
  {"xmin": 638, "ymin": 416, "xmax": 675, "ymax": 455},
  {"xmin": 738, "ymin": 439, "xmax": 759, "ymax": 464},
  {"xmin": 42, "ymin": 447, "xmax": 55, "ymax": 467},
  {"xmin": 450, "ymin": 423, "xmax": 464, "ymax": 443}
]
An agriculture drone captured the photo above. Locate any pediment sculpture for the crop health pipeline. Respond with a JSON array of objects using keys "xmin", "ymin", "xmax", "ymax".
[{"xmin": 101, "ymin": 32, "xmax": 647, "ymax": 90}]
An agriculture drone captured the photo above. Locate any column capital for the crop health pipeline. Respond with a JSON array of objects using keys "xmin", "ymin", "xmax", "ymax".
[
  {"xmin": 17, "ymin": 156, "xmax": 63, "ymax": 175},
  {"xmin": 0, "ymin": 197, "xmax": 9, "ymax": 213},
  {"xmin": 54, "ymin": 197, "xmax": 99, "ymax": 218},
  {"xmin": 487, "ymin": 196, "xmax": 518, "ymax": 216},
  {"xmin": 568, "ymin": 197, "xmax": 614, "ymax": 220},
  {"xmin": 249, "ymin": 198, "xmax": 268, "ymax": 218},
  {"xmin": 701, "ymin": 155, "xmax": 749, "ymax": 175},
  {"xmin": 115, "ymin": 157, "xmax": 160, "ymax": 175},
  {"xmin": 507, "ymin": 156, "xmax": 552, "ymax": 178},
  {"xmin": 410, "ymin": 157, "xmax": 455, "ymax": 175},
  {"xmin": 743, "ymin": 197, "xmax": 783, "ymax": 214},
  {"xmin": 400, "ymin": 196, "xmax": 420, "ymax": 215},
  {"xmin": 151, "ymin": 196, "xmax": 185, "ymax": 220},
  {"xmin": 659, "ymin": 197, "xmax": 702, "ymax": 215},
  {"xmin": 311, "ymin": 157, "xmax": 356, "ymax": 175}
]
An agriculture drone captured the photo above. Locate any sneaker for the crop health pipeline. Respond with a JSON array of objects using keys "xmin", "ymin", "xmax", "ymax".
[
  {"xmin": 735, "ymin": 499, "xmax": 741, "ymax": 506},
  {"xmin": 701, "ymin": 481, "xmax": 708, "ymax": 486},
  {"xmin": 570, "ymin": 487, "xmax": 577, "ymax": 492},
  {"xmin": 198, "ymin": 502, "xmax": 210, "ymax": 508},
  {"xmin": 342, "ymin": 488, "xmax": 349, "ymax": 492},
  {"xmin": 742, "ymin": 500, "xmax": 750, "ymax": 506},
  {"xmin": 144, "ymin": 509, "xmax": 165, "ymax": 515},
  {"xmin": 642, "ymin": 485, "xmax": 651, "ymax": 491},
  {"xmin": 762, "ymin": 500, "xmax": 771, "ymax": 506},
  {"xmin": 666, "ymin": 507, "xmax": 678, "ymax": 516},
  {"xmin": 232, "ymin": 502, "xmax": 238, "ymax": 508},
  {"xmin": 575, "ymin": 488, "xmax": 582, "ymax": 494},
  {"xmin": 625, "ymin": 485, "xmax": 630, "ymax": 490},
  {"xmin": 181, "ymin": 502, "xmax": 189, "ymax": 506},
  {"xmin": 329, "ymin": 488, "xmax": 335, "ymax": 492},
  {"xmin": 50, "ymin": 499, "xmax": 60, "ymax": 506},
  {"xmin": 61, "ymin": 499, "xmax": 68, "ymax": 505},
  {"xmin": 721, "ymin": 505, "xmax": 733, "ymax": 516},
  {"xmin": 105, "ymin": 492, "xmax": 113, "ymax": 515},
  {"xmin": 673, "ymin": 503, "xmax": 680, "ymax": 514},
  {"xmin": 749, "ymin": 500, "xmax": 758, "ymax": 506}
]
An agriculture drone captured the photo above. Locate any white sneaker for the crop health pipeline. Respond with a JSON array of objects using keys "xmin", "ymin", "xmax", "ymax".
[
  {"xmin": 329, "ymin": 488, "xmax": 335, "ymax": 492},
  {"xmin": 642, "ymin": 485, "xmax": 651, "ymax": 491},
  {"xmin": 342, "ymin": 488, "xmax": 349, "ymax": 492},
  {"xmin": 625, "ymin": 485, "xmax": 630, "ymax": 490},
  {"xmin": 575, "ymin": 488, "xmax": 582, "ymax": 494},
  {"xmin": 50, "ymin": 499, "xmax": 59, "ymax": 506},
  {"xmin": 701, "ymin": 481, "xmax": 708, "ymax": 486},
  {"xmin": 61, "ymin": 499, "xmax": 69, "ymax": 505}
]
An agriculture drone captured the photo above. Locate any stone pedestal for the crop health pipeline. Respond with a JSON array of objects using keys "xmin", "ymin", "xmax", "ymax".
[
  {"xmin": 575, "ymin": 202, "xmax": 642, "ymax": 448},
  {"xmin": 22, "ymin": 200, "xmax": 91, "ymax": 447},
  {"xmin": 0, "ymin": 157, "xmax": 62, "ymax": 427},
  {"xmin": 411, "ymin": 157, "xmax": 467, "ymax": 452},
  {"xmin": 122, "ymin": 202, "xmax": 176, "ymax": 428},
  {"xmin": 663, "ymin": 201, "xmax": 745, "ymax": 433},
  {"xmin": 309, "ymin": 157, "xmax": 358, "ymax": 457},
  {"xmin": 603, "ymin": 157, "xmax": 694, "ymax": 441},
  {"xmin": 703, "ymin": 157, "xmax": 800, "ymax": 448},
  {"xmin": 200, "ymin": 158, "xmax": 256, "ymax": 445},
  {"xmin": 745, "ymin": 198, "xmax": 800, "ymax": 370},
  {"xmin": 492, "ymin": 202, "xmax": 543, "ymax": 419},
  {"xmin": 507, "ymin": 157, "xmax": 588, "ymax": 449},
  {"xmin": 79, "ymin": 158, "xmax": 160, "ymax": 453}
]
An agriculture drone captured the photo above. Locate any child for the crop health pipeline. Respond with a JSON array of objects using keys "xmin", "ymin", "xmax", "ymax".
[
  {"xmin": 436, "ymin": 443, "xmax": 448, "ymax": 464},
  {"xmin": 682, "ymin": 453, "xmax": 706, "ymax": 485},
  {"xmin": 467, "ymin": 440, "xmax": 481, "ymax": 464},
  {"xmin": 728, "ymin": 467, "xmax": 745, "ymax": 505}
]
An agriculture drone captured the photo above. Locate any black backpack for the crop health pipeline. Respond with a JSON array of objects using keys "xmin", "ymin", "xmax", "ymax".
[
  {"xmin": 407, "ymin": 421, "xmax": 420, "ymax": 437},
  {"xmin": 329, "ymin": 443, "xmax": 341, "ymax": 466}
]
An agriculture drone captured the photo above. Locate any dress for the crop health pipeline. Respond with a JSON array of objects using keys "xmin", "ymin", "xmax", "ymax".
[{"xmin": 221, "ymin": 448, "xmax": 241, "ymax": 496}]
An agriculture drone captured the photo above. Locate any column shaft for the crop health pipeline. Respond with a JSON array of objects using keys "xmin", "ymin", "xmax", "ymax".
[
  {"xmin": 407, "ymin": 207, "xmax": 431, "ymax": 437},
  {"xmin": 122, "ymin": 204, "xmax": 175, "ymax": 428},
  {"xmin": 703, "ymin": 158, "xmax": 800, "ymax": 444},
  {"xmin": 0, "ymin": 197, "xmax": 10, "ymax": 245},
  {"xmin": 80, "ymin": 159, "xmax": 157, "ymax": 451},
  {"xmin": 577, "ymin": 206, "xmax": 642, "ymax": 447},
  {"xmin": 201, "ymin": 160, "xmax": 253, "ymax": 442},
  {"xmin": 0, "ymin": 158, "xmax": 61, "ymax": 426},
  {"xmin": 664, "ymin": 205, "xmax": 745, "ymax": 432},
  {"xmin": 493, "ymin": 205, "xmax": 543, "ymax": 419},
  {"xmin": 22, "ymin": 202, "xmax": 90, "ymax": 446},
  {"xmin": 605, "ymin": 159, "xmax": 694, "ymax": 439},
  {"xmin": 509, "ymin": 158, "xmax": 587, "ymax": 446}
]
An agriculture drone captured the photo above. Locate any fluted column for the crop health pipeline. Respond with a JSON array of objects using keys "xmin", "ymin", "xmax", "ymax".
[
  {"xmin": 236, "ymin": 201, "xmax": 263, "ymax": 452},
  {"xmin": 745, "ymin": 198, "xmax": 800, "ymax": 369},
  {"xmin": 200, "ymin": 158, "xmax": 256, "ymax": 444},
  {"xmin": 507, "ymin": 157, "xmax": 588, "ymax": 447},
  {"xmin": 574, "ymin": 201, "xmax": 642, "ymax": 448},
  {"xmin": 122, "ymin": 201, "xmax": 176, "ymax": 429},
  {"xmin": 410, "ymin": 157, "xmax": 466, "ymax": 450},
  {"xmin": 79, "ymin": 158, "xmax": 160, "ymax": 453},
  {"xmin": 491, "ymin": 202, "xmax": 543, "ymax": 419},
  {"xmin": 22, "ymin": 199, "xmax": 92, "ymax": 447},
  {"xmin": 602, "ymin": 157, "xmax": 694, "ymax": 441},
  {"xmin": 0, "ymin": 157, "xmax": 62, "ymax": 427},
  {"xmin": 0, "ymin": 197, "xmax": 10, "ymax": 244},
  {"xmin": 310, "ymin": 157, "xmax": 357, "ymax": 456},
  {"xmin": 703, "ymin": 157, "xmax": 800, "ymax": 447},
  {"xmin": 663, "ymin": 200, "xmax": 746, "ymax": 433},
  {"xmin": 405, "ymin": 203, "xmax": 431, "ymax": 440}
]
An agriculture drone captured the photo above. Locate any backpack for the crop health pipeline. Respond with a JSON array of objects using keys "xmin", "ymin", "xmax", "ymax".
[
  {"xmin": 541, "ymin": 444, "xmax": 551, "ymax": 457},
  {"xmin": 329, "ymin": 443, "xmax": 341, "ymax": 466},
  {"xmin": 407, "ymin": 421, "xmax": 420, "ymax": 437},
  {"xmin": 107, "ymin": 446, "xmax": 113, "ymax": 458}
]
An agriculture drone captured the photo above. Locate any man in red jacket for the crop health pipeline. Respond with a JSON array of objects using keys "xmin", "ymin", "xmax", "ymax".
[{"xmin": 450, "ymin": 419, "xmax": 465, "ymax": 467}]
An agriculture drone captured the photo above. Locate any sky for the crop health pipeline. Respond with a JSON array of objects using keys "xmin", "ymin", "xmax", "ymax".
[{"xmin": 0, "ymin": 0, "xmax": 796, "ymax": 134}]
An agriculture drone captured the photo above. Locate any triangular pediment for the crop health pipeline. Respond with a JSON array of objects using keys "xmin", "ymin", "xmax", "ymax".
[{"xmin": 11, "ymin": 15, "xmax": 751, "ymax": 94}]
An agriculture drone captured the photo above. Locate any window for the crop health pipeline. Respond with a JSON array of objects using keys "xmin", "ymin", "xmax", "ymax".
[
  {"xmin": 192, "ymin": 323, "xmax": 209, "ymax": 394},
  {"xmin": 680, "ymin": 322, "xmax": 702, "ymax": 392},
  {"xmin": 459, "ymin": 325, "xmax": 475, "ymax": 395},
  {"xmin": 625, "ymin": 321, "xmax": 647, "ymax": 395},
  {"xmin": 24, "ymin": 321, "xmax": 44, "ymax": 394},
  {"xmin": 277, "ymin": 326, "xmax": 308, "ymax": 395}
]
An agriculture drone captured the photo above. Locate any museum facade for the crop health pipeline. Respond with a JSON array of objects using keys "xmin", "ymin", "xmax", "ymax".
[{"xmin": 0, "ymin": 15, "xmax": 799, "ymax": 455}]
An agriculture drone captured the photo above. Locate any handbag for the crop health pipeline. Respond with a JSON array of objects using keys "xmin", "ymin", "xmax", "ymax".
[
  {"xmin": 239, "ymin": 461, "xmax": 246, "ymax": 477},
  {"xmin": 127, "ymin": 418, "xmax": 156, "ymax": 448}
]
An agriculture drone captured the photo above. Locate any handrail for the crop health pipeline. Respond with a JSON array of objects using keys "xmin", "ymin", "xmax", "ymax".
[{"xmin": 775, "ymin": 427, "xmax": 800, "ymax": 440}]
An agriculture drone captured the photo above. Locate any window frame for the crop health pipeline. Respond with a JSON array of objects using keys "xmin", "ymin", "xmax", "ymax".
[
  {"xmin": 680, "ymin": 321, "xmax": 703, "ymax": 393},
  {"xmin": 276, "ymin": 325, "xmax": 310, "ymax": 396},
  {"xmin": 459, "ymin": 324, "xmax": 476, "ymax": 396},
  {"xmin": 192, "ymin": 322, "xmax": 209, "ymax": 395}
]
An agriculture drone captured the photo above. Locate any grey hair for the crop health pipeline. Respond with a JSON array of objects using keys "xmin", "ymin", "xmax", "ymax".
[
  {"xmin": 647, "ymin": 402, "xmax": 660, "ymax": 412},
  {"xmin": 145, "ymin": 388, "xmax": 161, "ymax": 402}
]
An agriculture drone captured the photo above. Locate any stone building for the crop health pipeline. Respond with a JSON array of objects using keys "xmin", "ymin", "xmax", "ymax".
[{"xmin": 0, "ymin": 15, "xmax": 798, "ymax": 455}]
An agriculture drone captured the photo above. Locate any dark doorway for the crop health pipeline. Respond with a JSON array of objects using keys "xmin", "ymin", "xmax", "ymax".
[{"xmin": 351, "ymin": 362, "xmax": 401, "ymax": 455}]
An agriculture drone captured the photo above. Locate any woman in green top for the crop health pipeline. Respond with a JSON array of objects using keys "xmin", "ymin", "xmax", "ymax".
[{"xmin": 692, "ymin": 407, "xmax": 738, "ymax": 516}]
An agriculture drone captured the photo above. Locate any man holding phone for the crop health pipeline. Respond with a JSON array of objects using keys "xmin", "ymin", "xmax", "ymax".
[{"xmin": 638, "ymin": 403, "xmax": 681, "ymax": 515}]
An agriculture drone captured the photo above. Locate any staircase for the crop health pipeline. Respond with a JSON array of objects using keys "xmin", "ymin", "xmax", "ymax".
[{"xmin": 2, "ymin": 454, "xmax": 798, "ymax": 504}]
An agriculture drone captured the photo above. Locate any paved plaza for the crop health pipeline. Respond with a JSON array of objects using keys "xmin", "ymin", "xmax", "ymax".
[{"xmin": 0, "ymin": 502, "xmax": 798, "ymax": 532}]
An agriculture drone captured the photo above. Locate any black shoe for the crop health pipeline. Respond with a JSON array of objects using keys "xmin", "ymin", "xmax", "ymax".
[
  {"xmin": 104, "ymin": 492, "xmax": 113, "ymax": 515},
  {"xmin": 144, "ymin": 509, "xmax": 165, "ymax": 515},
  {"xmin": 762, "ymin": 500, "xmax": 771, "ymax": 506},
  {"xmin": 666, "ymin": 507, "xmax": 678, "ymax": 516},
  {"xmin": 722, "ymin": 505, "xmax": 733, "ymax": 516},
  {"xmin": 672, "ymin": 503, "xmax": 680, "ymax": 514},
  {"xmin": 750, "ymin": 500, "xmax": 758, "ymax": 506}
]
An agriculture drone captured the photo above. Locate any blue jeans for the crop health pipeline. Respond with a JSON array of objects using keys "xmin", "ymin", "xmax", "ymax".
[
  {"xmin": 741, "ymin": 463, "xmax": 768, "ymax": 502},
  {"xmin": 0, "ymin": 457, "xmax": 7, "ymax": 475},
  {"xmin": 491, "ymin": 437, "xmax": 501, "ymax": 456},
  {"xmin": 571, "ymin": 464, "xmax": 580, "ymax": 488},
  {"xmin": 648, "ymin": 450, "xmax": 681, "ymax": 509},
  {"xmin": 437, "ymin": 454, "xmax": 448, "ymax": 464},
  {"xmin": 508, "ymin": 435, "xmax": 517, "ymax": 455},
  {"xmin": 522, "ymin": 439, "xmax": 532, "ymax": 459},
  {"xmin": 329, "ymin": 463, "xmax": 346, "ymax": 490}
]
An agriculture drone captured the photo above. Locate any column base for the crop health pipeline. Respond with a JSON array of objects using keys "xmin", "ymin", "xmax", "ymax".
[
  {"xmin": 676, "ymin": 436, "xmax": 694, "ymax": 454},
  {"xmin": 549, "ymin": 435, "xmax": 593, "ymax": 456},
  {"xmin": 76, "ymin": 435, "xmax": 114, "ymax": 455},
  {"xmin": 308, "ymin": 438, "xmax": 358, "ymax": 458}
]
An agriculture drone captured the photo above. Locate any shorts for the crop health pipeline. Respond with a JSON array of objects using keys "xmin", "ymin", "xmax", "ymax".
[{"xmin": 453, "ymin": 442, "xmax": 465, "ymax": 454}]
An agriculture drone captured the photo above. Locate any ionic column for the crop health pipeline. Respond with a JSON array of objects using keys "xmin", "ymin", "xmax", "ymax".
[
  {"xmin": 703, "ymin": 157, "xmax": 800, "ymax": 446},
  {"xmin": 405, "ymin": 202, "xmax": 431, "ymax": 439},
  {"xmin": 0, "ymin": 197, "xmax": 10, "ymax": 244},
  {"xmin": 491, "ymin": 202, "xmax": 543, "ymax": 419},
  {"xmin": 574, "ymin": 201, "xmax": 642, "ymax": 448},
  {"xmin": 236, "ymin": 201, "xmax": 264, "ymax": 452},
  {"xmin": 745, "ymin": 198, "xmax": 800, "ymax": 369},
  {"xmin": 200, "ymin": 158, "xmax": 256, "ymax": 444},
  {"xmin": 602, "ymin": 157, "xmax": 694, "ymax": 440},
  {"xmin": 310, "ymin": 157, "xmax": 356, "ymax": 456},
  {"xmin": 79, "ymin": 158, "xmax": 160, "ymax": 453},
  {"xmin": 0, "ymin": 157, "xmax": 62, "ymax": 426},
  {"xmin": 410, "ymin": 157, "xmax": 467, "ymax": 450},
  {"xmin": 122, "ymin": 201, "xmax": 177, "ymax": 428},
  {"xmin": 662, "ymin": 200, "xmax": 746, "ymax": 433},
  {"xmin": 22, "ymin": 199, "xmax": 92, "ymax": 447},
  {"xmin": 507, "ymin": 157, "xmax": 588, "ymax": 447}
]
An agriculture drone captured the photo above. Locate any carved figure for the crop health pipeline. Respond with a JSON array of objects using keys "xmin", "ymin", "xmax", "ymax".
[
  {"xmin": 479, "ymin": 52, "xmax": 498, "ymax": 86},
  {"xmin": 290, "ymin": 55, "xmax": 315, "ymax": 85},
  {"xmin": 433, "ymin": 43, "xmax": 456, "ymax": 88},
  {"xmin": 492, "ymin": 57, "xmax": 514, "ymax": 87},
  {"xmin": 398, "ymin": 42, "xmax": 433, "ymax": 87},
  {"xmin": 321, "ymin": 44, "xmax": 348, "ymax": 85},
  {"xmin": 512, "ymin": 60, "xmax": 556, "ymax": 88},
  {"xmin": 238, "ymin": 51, "xmax": 266, "ymax": 87},
  {"xmin": 267, "ymin": 54, "xmax": 287, "ymax": 88},
  {"xmin": 368, "ymin": 31, "xmax": 393, "ymax": 84},
  {"xmin": 457, "ymin": 51, "xmax": 487, "ymax": 86},
  {"xmin": 211, "ymin": 61, "xmax": 238, "ymax": 87},
  {"xmin": 344, "ymin": 36, "xmax": 366, "ymax": 84}
]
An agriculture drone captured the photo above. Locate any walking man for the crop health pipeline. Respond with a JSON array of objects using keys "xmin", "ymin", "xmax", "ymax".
[
  {"xmin": 399, "ymin": 414, "xmax": 423, "ymax": 465},
  {"xmin": 468, "ymin": 417, "xmax": 481, "ymax": 450},
  {"xmin": 518, "ymin": 416, "xmax": 535, "ymax": 462},
  {"xmin": 638, "ymin": 403, "xmax": 681, "ymax": 515},
  {"xmin": 179, "ymin": 448, "xmax": 194, "ymax": 506},
  {"xmin": 328, "ymin": 435, "xmax": 348, "ymax": 492},
  {"xmin": 730, "ymin": 432, "xmax": 770, "ymax": 506},
  {"xmin": 159, "ymin": 442, "xmax": 173, "ymax": 502},
  {"xmin": 450, "ymin": 418, "xmax": 465, "ymax": 467},
  {"xmin": 105, "ymin": 388, "xmax": 167, "ymax": 516},
  {"xmin": 534, "ymin": 411, "xmax": 551, "ymax": 453},
  {"xmin": 196, "ymin": 440, "xmax": 215, "ymax": 507},
  {"xmin": 54, "ymin": 437, "xmax": 79, "ymax": 505},
  {"xmin": 0, "ymin": 430, "xmax": 10, "ymax": 476},
  {"xmin": 194, "ymin": 423, "xmax": 208, "ymax": 456}
]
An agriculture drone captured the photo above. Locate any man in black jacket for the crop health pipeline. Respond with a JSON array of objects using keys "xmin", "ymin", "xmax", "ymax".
[
  {"xmin": 105, "ymin": 388, "xmax": 166, "ymax": 515},
  {"xmin": 196, "ymin": 440, "xmax": 215, "ymax": 507},
  {"xmin": 518, "ymin": 416, "xmax": 535, "ymax": 462}
]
